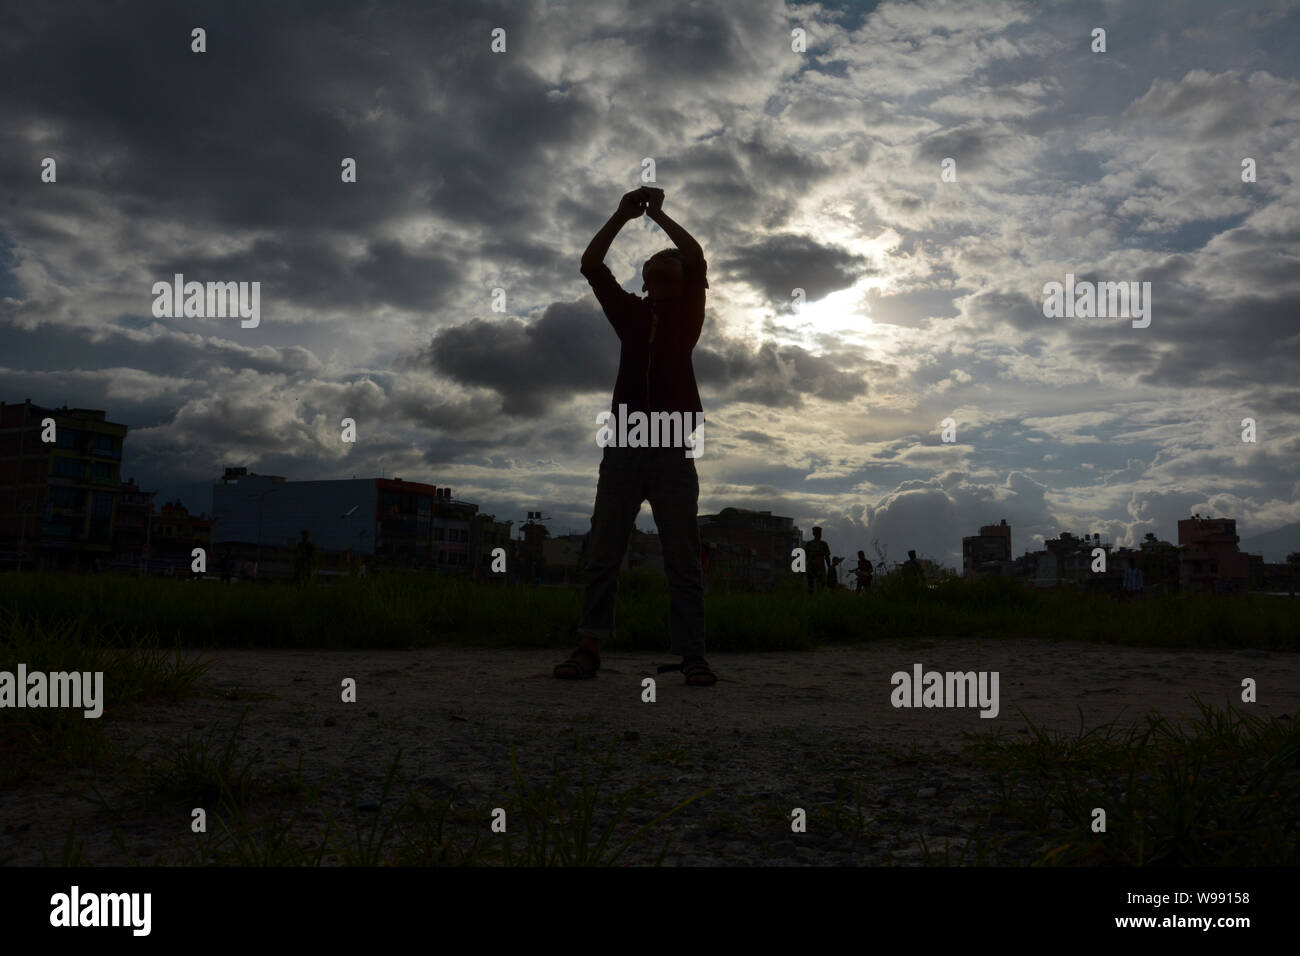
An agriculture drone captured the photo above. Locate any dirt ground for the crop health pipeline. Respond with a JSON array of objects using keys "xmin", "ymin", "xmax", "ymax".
[{"xmin": 2, "ymin": 638, "xmax": 1295, "ymax": 866}]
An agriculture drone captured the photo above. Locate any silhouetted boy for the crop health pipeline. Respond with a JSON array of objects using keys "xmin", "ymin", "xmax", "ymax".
[
  {"xmin": 854, "ymin": 550, "xmax": 873, "ymax": 594},
  {"xmin": 901, "ymin": 549, "xmax": 925, "ymax": 588},
  {"xmin": 805, "ymin": 526, "xmax": 831, "ymax": 593},
  {"xmin": 555, "ymin": 186, "xmax": 715, "ymax": 686}
]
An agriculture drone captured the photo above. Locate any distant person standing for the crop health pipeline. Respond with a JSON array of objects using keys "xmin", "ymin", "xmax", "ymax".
[
  {"xmin": 294, "ymin": 529, "xmax": 316, "ymax": 587},
  {"xmin": 805, "ymin": 527, "xmax": 831, "ymax": 593},
  {"xmin": 828, "ymin": 555, "xmax": 844, "ymax": 590},
  {"xmin": 901, "ymin": 550, "xmax": 925, "ymax": 589},
  {"xmin": 854, "ymin": 550, "xmax": 874, "ymax": 594}
]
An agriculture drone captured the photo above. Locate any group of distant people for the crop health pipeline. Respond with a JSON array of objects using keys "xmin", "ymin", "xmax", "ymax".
[{"xmin": 804, "ymin": 526, "xmax": 926, "ymax": 595}]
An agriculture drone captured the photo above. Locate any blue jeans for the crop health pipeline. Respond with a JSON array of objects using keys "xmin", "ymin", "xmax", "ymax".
[{"xmin": 578, "ymin": 445, "xmax": 705, "ymax": 657}]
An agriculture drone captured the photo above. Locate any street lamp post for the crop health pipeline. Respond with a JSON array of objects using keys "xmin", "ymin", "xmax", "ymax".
[{"xmin": 340, "ymin": 504, "xmax": 363, "ymax": 578}]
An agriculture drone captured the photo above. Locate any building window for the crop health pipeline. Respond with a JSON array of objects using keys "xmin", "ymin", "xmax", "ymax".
[
  {"xmin": 52, "ymin": 457, "xmax": 83, "ymax": 479},
  {"xmin": 49, "ymin": 487, "xmax": 81, "ymax": 509},
  {"xmin": 55, "ymin": 429, "xmax": 80, "ymax": 449}
]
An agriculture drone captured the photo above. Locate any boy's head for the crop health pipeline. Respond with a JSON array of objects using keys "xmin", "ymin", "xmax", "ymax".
[{"xmin": 642, "ymin": 248, "xmax": 685, "ymax": 301}]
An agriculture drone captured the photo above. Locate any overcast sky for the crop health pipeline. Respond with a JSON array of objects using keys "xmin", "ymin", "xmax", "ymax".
[{"xmin": 3, "ymin": 0, "xmax": 1298, "ymax": 566}]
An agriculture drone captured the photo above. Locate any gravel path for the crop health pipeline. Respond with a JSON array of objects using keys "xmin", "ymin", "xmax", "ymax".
[{"xmin": 3, "ymin": 639, "xmax": 1296, "ymax": 866}]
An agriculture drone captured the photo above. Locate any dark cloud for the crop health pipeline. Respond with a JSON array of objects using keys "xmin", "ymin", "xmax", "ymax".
[
  {"xmin": 914, "ymin": 125, "xmax": 994, "ymax": 169},
  {"xmin": 962, "ymin": 288, "xmax": 1044, "ymax": 332},
  {"xmin": 412, "ymin": 294, "xmax": 874, "ymax": 417},
  {"xmin": 734, "ymin": 132, "xmax": 835, "ymax": 191},
  {"xmin": 0, "ymin": 319, "xmax": 320, "ymax": 379},
  {"xmin": 153, "ymin": 236, "xmax": 462, "ymax": 314},
  {"xmin": 1121, "ymin": 69, "xmax": 1265, "ymax": 140},
  {"xmin": 866, "ymin": 286, "xmax": 966, "ymax": 327},
  {"xmin": 0, "ymin": 0, "xmax": 598, "ymax": 275},
  {"xmin": 695, "ymin": 338, "xmax": 868, "ymax": 406},
  {"xmin": 622, "ymin": 4, "xmax": 750, "ymax": 84},
  {"xmin": 410, "ymin": 301, "xmax": 618, "ymax": 416},
  {"xmin": 719, "ymin": 233, "xmax": 872, "ymax": 305}
]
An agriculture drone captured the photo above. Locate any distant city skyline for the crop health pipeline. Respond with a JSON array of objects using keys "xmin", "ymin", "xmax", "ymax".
[
  {"xmin": 16, "ymin": 399, "xmax": 1295, "ymax": 569},
  {"xmin": 3, "ymin": 1, "xmax": 1298, "ymax": 570}
]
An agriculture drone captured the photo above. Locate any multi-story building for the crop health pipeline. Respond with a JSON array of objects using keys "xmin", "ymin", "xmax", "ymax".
[
  {"xmin": 150, "ymin": 499, "xmax": 213, "ymax": 573},
  {"xmin": 212, "ymin": 469, "xmax": 439, "ymax": 578},
  {"xmin": 697, "ymin": 508, "xmax": 801, "ymax": 590},
  {"xmin": 541, "ymin": 532, "xmax": 586, "ymax": 584},
  {"xmin": 470, "ymin": 512, "xmax": 515, "ymax": 579},
  {"xmin": 431, "ymin": 487, "xmax": 476, "ymax": 571},
  {"xmin": 111, "ymin": 477, "xmax": 155, "ymax": 569},
  {"xmin": 1051, "ymin": 531, "xmax": 1110, "ymax": 588},
  {"xmin": 962, "ymin": 518, "xmax": 1012, "ymax": 577},
  {"xmin": 516, "ymin": 516, "xmax": 548, "ymax": 583},
  {"xmin": 1011, "ymin": 531, "xmax": 1112, "ymax": 589},
  {"xmin": 1178, "ymin": 515, "xmax": 1250, "ymax": 593},
  {"xmin": 701, "ymin": 537, "xmax": 759, "ymax": 590},
  {"xmin": 0, "ymin": 399, "xmax": 128, "ymax": 569},
  {"xmin": 1132, "ymin": 532, "xmax": 1180, "ymax": 593}
]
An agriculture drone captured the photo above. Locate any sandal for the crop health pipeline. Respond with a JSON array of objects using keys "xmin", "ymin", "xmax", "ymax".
[
  {"xmin": 554, "ymin": 639, "xmax": 600, "ymax": 679},
  {"xmin": 657, "ymin": 656, "xmax": 717, "ymax": 686}
]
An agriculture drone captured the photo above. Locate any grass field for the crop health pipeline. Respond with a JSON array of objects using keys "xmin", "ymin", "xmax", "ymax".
[{"xmin": 1, "ymin": 569, "xmax": 1296, "ymax": 652}]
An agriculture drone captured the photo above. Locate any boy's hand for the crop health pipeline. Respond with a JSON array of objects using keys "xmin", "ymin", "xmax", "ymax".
[
  {"xmin": 642, "ymin": 186, "xmax": 664, "ymax": 213},
  {"xmin": 617, "ymin": 188, "xmax": 649, "ymax": 221}
]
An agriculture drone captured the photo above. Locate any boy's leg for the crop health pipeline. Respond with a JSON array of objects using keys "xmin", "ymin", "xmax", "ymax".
[
  {"xmin": 646, "ymin": 450, "xmax": 705, "ymax": 658},
  {"xmin": 578, "ymin": 448, "xmax": 644, "ymax": 641}
]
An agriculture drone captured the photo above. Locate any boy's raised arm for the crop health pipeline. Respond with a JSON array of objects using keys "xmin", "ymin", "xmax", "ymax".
[
  {"xmin": 581, "ymin": 189, "xmax": 649, "ymax": 270},
  {"xmin": 644, "ymin": 190, "xmax": 703, "ymax": 262}
]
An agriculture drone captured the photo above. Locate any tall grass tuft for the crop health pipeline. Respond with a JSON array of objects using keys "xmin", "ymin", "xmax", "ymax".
[
  {"xmin": 960, "ymin": 696, "xmax": 1300, "ymax": 865},
  {"xmin": 0, "ymin": 607, "xmax": 212, "ymax": 784}
]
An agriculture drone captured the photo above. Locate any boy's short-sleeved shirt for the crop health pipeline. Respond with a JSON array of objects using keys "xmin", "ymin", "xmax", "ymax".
[
  {"xmin": 805, "ymin": 538, "xmax": 830, "ymax": 564},
  {"xmin": 580, "ymin": 255, "xmax": 707, "ymax": 421}
]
